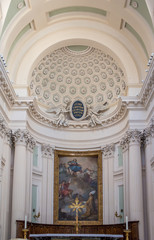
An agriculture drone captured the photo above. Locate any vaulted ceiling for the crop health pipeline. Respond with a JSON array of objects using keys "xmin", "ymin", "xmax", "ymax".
[{"xmin": 0, "ymin": 0, "xmax": 153, "ymax": 101}]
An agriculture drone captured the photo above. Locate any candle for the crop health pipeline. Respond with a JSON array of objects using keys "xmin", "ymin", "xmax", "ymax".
[
  {"xmin": 126, "ymin": 216, "xmax": 128, "ymax": 230},
  {"xmin": 24, "ymin": 215, "xmax": 27, "ymax": 229}
]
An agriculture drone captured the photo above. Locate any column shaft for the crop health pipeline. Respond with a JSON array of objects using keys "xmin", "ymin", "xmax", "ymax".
[
  {"xmin": 144, "ymin": 125, "xmax": 154, "ymax": 240},
  {"xmin": 128, "ymin": 130, "xmax": 144, "ymax": 240},
  {"xmin": 11, "ymin": 143, "xmax": 27, "ymax": 237}
]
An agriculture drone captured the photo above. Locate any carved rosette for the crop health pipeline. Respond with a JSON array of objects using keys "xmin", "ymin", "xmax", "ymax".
[
  {"xmin": 41, "ymin": 144, "xmax": 54, "ymax": 158},
  {"xmin": 102, "ymin": 143, "xmax": 115, "ymax": 158}
]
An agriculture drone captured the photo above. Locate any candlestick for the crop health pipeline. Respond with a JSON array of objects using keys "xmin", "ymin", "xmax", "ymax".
[
  {"xmin": 124, "ymin": 229, "xmax": 131, "ymax": 240},
  {"xmin": 22, "ymin": 228, "xmax": 29, "ymax": 239},
  {"xmin": 24, "ymin": 215, "xmax": 27, "ymax": 229},
  {"xmin": 126, "ymin": 216, "xmax": 128, "ymax": 230}
]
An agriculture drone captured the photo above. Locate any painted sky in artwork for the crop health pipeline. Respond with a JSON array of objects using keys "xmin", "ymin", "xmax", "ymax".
[{"xmin": 58, "ymin": 156, "xmax": 98, "ymax": 221}]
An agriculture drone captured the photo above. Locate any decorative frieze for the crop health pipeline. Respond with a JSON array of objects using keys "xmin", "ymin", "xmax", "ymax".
[
  {"xmin": 102, "ymin": 143, "xmax": 115, "ymax": 158},
  {"xmin": 41, "ymin": 144, "xmax": 54, "ymax": 158}
]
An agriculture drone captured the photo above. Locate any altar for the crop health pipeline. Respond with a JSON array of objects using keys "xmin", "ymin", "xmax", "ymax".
[
  {"xmin": 16, "ymin": 221, "xmax": 139, "ymax": 240},
  {"xmin": 29, "ymin": 233, "xmax": 123, "ymax": 240}
]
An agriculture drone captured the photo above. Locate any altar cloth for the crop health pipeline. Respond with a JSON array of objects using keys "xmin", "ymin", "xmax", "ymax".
[{"xmin": 30, "ymin": 233, "xmax": 123, "ymax": 239}]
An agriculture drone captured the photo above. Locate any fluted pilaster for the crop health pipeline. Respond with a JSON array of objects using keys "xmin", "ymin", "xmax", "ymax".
[
  {"xmin": 126, "ymin": 129, "xmax": 144, "ymax": 240},
  {"xmin": 41, "ymin": 144, "xmax": 54, "ymax": 223},
  {"xmin": 143, "ymin": 120, "xmax": 154, "ymax": 240},
  {"xmin": 11, "ymin": 129, "xmax": 35, "ymax": 237},
  {"xmin": 102, "ymin": 143, "xmax": 115, "ymax": 224}
]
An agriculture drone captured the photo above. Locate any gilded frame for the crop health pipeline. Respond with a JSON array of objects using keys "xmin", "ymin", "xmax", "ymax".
[{"xmin": 54, "ymin": 150, "xmax": 103, "ymax": 225}]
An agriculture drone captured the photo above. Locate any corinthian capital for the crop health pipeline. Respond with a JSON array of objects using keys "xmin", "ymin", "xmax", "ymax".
[
  {"xmin": 102, "ymin": 143, "xmax": 115, "ymax": 158},
  {"xmin": 27, "ymin": 136, "xmax": 36, "ymax": 151},
  {"xmin": 5, "ymin": 129, "xmax": 12, "ymax": 145},
  {"xmin": 126, "ymin": 129, "xmax": 142, "ymax": 145},
  {"xmin": 0, "ymin": 119, "xmax": 7, "ymax": 137},
  {"xmin": 13, "ymin": 129, "xmax": 36, "ymax": 149},
  {"xmin": 120, "ymin": 136, "xmax": 129, "ymax": 151},
  {"xmin": 41, "ymin": 144, "xmax": 54, "ymax": 158},
  {"xmin": 13, "ymin": 129, "xmax": 29, "ymax": 145}
]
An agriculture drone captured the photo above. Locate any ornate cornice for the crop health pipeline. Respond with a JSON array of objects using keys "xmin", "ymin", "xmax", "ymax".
[
  {"xmin": 0, "ymin": 61, "xmax": 16, "ymax": 108},
  {"xmin": 41, "ymin": 144, "xmax": 54, "ymax": 158},
  {"xmin": 140, "ymin": 58, "xmax": 154, "ymax": 107},
  {"xmin": 121, "ymin": 58, "xmax": 154, "ymax": 109},
  {"xmin": 102, "ymin": 143, "xmax": 115, "ymax": 158}
]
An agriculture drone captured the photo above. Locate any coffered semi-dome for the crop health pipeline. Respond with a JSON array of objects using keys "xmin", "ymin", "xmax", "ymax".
[{"xmin": 29, "ymin": 46, "xmax": 127, "ymax": 109}]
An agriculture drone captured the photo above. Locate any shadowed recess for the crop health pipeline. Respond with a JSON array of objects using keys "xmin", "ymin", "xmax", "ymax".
[{"xmin": 49, "ymin": 6, "xmax": 107, "ymax": 18}]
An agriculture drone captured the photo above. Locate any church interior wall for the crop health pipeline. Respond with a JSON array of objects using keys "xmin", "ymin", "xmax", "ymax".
[{"xmin": 0, "ymin": 1, "xmax": 153, "ymax": 239}]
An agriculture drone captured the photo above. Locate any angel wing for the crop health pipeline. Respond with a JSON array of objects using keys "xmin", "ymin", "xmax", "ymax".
[
  {"xmin": 92, "ymin": 102, "xmax": 108, "ymax": 114},
  {"xmin": 46, "ymin": 104, "xmax": 63, "ymax": 114},
  {"xmin": 47, "ymin": 101, "xmax": 71, "ymax": 114}
]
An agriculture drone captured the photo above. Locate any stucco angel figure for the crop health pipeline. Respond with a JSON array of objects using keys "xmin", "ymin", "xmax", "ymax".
[
  {"xmin": 86, "ymin": 102, "xmax": 109, "ymax": 127},
  {"xmin": 47, "ymin": 103, "xmax": 70, "ymax": 127}
]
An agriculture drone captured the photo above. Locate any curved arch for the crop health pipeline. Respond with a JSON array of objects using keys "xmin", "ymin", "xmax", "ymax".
[{"xmin": 8, "ymin": 20, "xmax": 141, "ymax": 88}]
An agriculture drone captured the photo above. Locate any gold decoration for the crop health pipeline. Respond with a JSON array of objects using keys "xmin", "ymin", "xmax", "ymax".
[
  {"xmin": 53, "ymin": 150, "xmax": 103, "ymax": 226},
  {"xmin": 114, "ymin": 211, "xmax": 122, "ymax": 219},
  {"xmin": 124, "ymin": 229, "xmax": 131, "ymax": 240},
  {"xmin": 69, "ymin": 197, "xmax": 85, "ymax": 233},
  {"xmin": 22, "ymin": 228, "xmax": 29, "ymax": 239}
]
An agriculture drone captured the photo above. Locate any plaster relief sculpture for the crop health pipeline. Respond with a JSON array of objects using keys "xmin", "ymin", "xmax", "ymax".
[
  {"xmin": 47, "ymin": 103, "xmax": 71, "ymax": 127},
  {"xmin": 85, "ymin": 102, "xmax": 109, "ymax": 127}
]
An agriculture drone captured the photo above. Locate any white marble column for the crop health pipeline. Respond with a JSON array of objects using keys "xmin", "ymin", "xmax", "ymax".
[
  {"xmin": 41, "ymin": 144, "xmax": 54, "ymax": 224},
  {"xmin": 0, "ymin": 119, "xmax": 12, "ymax": 240},
  {"xmin": 102, "ymin": 144, "xmax": 115, "ymax": 224},
  {"xmin": 2, "ymin": 129, "xmax": 12, "ymax": 240},
  {"xmin": 25, "ymin": 135, "xmax": 36, "ymax": 222},
  {"xmin": 127, "ymin": 130, "xmax": 144, "ymax": 240},
  {"xmin": 144, "ymin": 123, "xmax": 154, "ymax": 240},
  {"xmin": 11, "ymin": 130, "xmax": 29, "ymax": 238},
  {"xmin": 0, "ymin": 118, "xmax": 6, "ymax": 240},
  {"xmin": 120, "ymin": 138, "xmax": 129, "ymax": 218}
]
